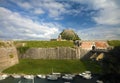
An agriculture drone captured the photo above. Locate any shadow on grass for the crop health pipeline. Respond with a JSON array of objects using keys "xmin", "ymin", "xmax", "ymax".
[
  {"xmin": 99, "ymin": 46, "xmax": 120, "ymax": 83},
  {"xmin": 79, "ymin": 50, "xmax": 103, "ymax": 74},
  {"xmin": 80, "ymin": 46, "xmax": 120, "ymax": 83},
  {"xmin": 80, "ymin": 60, "xmax": 102, "ymax": 74}
]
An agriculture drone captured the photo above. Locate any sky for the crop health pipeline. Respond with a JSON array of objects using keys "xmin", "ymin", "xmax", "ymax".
[{"xmin": 0, "ymin": 0, "xmax": 120, "ymax": 40}]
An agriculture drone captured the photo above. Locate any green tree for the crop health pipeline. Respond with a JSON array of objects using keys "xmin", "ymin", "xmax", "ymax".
[{"xmin": 60, "ymin": 29, "xmax": 80, "ymax": 40}]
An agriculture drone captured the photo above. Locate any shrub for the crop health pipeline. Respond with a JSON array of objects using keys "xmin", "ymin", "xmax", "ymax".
[
  {"xmin": 17, "ymin": 46, "xmax": 30, "ymax": 54},
  {"xmin": 9, "ymin": 54, "xmax": 14, "ymax": 58}
]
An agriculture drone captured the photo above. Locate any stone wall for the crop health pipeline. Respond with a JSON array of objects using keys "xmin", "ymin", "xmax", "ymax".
[
  {"xmin": 0, "ymin": 47, "xmax": 19, "ymax": 72},
  {"xmin": 20, "ymin": 47, "xmax": 80, "ymax": 59},
  {"xmin": 20, "ymin": 47, "xmax": 89, "ymax": 59}
]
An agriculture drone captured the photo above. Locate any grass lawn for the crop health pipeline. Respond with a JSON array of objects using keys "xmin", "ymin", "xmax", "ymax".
[
  {"xmin": 15, "ymin": 41, "xmax": 74, "ymax": 48},
  {"xmin": 108, "ymin": 40, "xmax": 120, "ymax": 46},
  {"xmin": 16, "ymin": 41, "xmax": 74, "ymax": 54},
  {"xmin": 3, "ymin": 59, "xmax": 102, "ymax": 75}
]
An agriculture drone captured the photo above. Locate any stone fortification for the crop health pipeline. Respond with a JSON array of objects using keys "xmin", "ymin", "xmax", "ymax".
[
  {"xmin": 20, "ymin": 47, "xmax": 77, "ymax": 59},
  {"xmin": 0, "ymin": 41, "xmax": 19, "ymax": 72}
]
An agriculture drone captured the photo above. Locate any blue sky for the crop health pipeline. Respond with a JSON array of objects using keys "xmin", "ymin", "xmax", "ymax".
[{"xmin": 0, "ymin": 0, "xmax": 120, "ymax": 40}]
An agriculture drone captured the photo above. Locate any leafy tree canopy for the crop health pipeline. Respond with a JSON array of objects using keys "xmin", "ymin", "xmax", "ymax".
[{"xmin": 60, "ymin": 29, "xmax": 80, "ymax": 40}]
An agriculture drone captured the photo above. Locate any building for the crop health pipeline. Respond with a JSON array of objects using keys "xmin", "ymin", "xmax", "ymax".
[
  {"xmin": 80, "ymin": 41, "xmax": 95, "ymax": 50},
  {"xmin": 79, "ymin": 41, "xmax": 109, "ymax": 50},
  {"xmin": 95, "ymin": 41, "xmax": 109, "ymax": 50}
]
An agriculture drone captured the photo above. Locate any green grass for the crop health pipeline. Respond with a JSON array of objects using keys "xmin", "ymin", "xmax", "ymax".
[
  {"xmin": 108, "ymin": 40, "xmax": 120, "ymax": 46},
  {"xmin": 16, "ymin": 41, "xmax": 74, "ymax": 54},
  {"xmin": 15, "ymin": 41, "xmax": 74, "ymax": 48},
  {"xmin": 3, "ymin": 59, "xmax": 102, "ymax": 74}
]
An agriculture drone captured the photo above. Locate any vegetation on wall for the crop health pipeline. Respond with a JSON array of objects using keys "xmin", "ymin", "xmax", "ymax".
[
  {"xmin": 0, "ymin": 42, "xmax": 5, "ymax": 47},
  {"xmin": 17, "ymin": 47, "xmax": 30, "ymax": 54},
  {"xmin": 9, "ymin": 54, "xmax": 14, "ymax": 58}
]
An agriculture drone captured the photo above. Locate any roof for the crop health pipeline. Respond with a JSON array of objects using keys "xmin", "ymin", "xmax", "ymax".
[
  {"xmin": 81, "ymin": 42, "xmax": 93, "ymax": 50},
  {"xmin": 80, "ymin": 41, "xmax": 108, "ymax": 50},
  {"xmin": 95, "ymin": 42, "xmax": 108, "ymax": 49}
]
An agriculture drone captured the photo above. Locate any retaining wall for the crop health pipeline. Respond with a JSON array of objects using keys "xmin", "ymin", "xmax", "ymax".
[
  {"xmin": 20, "ymin": 47, "xmax": 89, "ymax": 59},
  {"xmin": 0, "ymin": 47, "xmax": 19, "ymax": 72}
]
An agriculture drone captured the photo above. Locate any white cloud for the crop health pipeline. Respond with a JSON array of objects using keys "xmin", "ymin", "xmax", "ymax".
[
  {"xmin": 1, "ymin": 0, "xmax": 120, "ymax": 40},
  {"xmin": 0, "ymin": 7, "xmax": 61, "ymax": 40},
  {"xmin": 9, "ymin": 0, "xmax": 120, "ymax": 23},
  {"xmin": 77, "ymin": 26, "xmax": 120, "ymax": 40},
  {"xmin": 10, "ymin": 0, "xmax": 70, "ymax": 19},
  {"xmin": 71, "ymin": 0, "xmax": 120, "ymax": 40},
  {"xmin": 33, "ymin": 8, "xmax": 45, "ymax": 15},
  {"xmin": 17, "ymin": 2, "xmax": 32, "ymax": 9},
  {"xmin": 42, "ymin": 1, "xmax": 66, "ymax": 17},
  {"xmin": 93, "ymin": 9, "xmax": 120, "ymax": 25},
  {"xmin": 73, "ymin": 0, "xmax": 120, "ymax": 25},
  {"xmin": 92, "ymin": 0, "xmax": 120, "ymax": 25}
]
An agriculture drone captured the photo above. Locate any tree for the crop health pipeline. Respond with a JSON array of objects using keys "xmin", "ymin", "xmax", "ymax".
[{"xmin": 60, "ymin": 29, "xmax": 80, "ymax": 40}]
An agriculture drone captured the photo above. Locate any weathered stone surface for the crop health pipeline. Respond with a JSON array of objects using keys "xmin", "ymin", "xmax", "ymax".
[
  {"xmin": 21, "ymin": 47, "xmax": 79, "ymax": 59},
  {"xmin": 0, "ymin": 47, "xmax": 19, "ymax": 72}
]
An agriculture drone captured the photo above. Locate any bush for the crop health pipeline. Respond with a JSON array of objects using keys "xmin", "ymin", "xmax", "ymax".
[
  {"xmin": 9, "ymin": 54, "xmax": 14, "ymax": 58},
  {"xmin": 17, "ymin": 47, "xmax": 30, "ymax": 54}
]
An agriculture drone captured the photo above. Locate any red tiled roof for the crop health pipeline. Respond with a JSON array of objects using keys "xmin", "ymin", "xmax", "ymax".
[
  {"xmin": 95, "ymin": 42, "xmax": 108, "ymax": 49},
  {"xmin": 81, "ymin": 42, "xmax": 93, "ymax": 49},
  {"xmin": 80, "ymin": 41, "xmax": 108, "ymax": 50}
]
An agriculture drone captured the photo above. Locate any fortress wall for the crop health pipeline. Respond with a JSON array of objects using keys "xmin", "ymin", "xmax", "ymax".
[
  {"xmin": 79, "ymin": 48, "xmax": 90, "ymax": 58},
  {"xmin": 21, "ymin": 47, "xmax": 79, "ymax": 59},
  {"xmin": 0, "ymin": 47, "xmax": 19, "ymax": 72}
]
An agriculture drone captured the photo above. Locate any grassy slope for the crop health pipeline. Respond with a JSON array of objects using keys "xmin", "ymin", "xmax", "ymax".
[
  {"xmin": 15, "ymin": 41, "xmax": 74, "ymax": 48},
  {"xmin": 108, "ymin": 40, "xmax": 120, "ymax": 46},
  {"xmin": 3, "ymin": 59, "xmax": 102, "ymax": 74},
  {"xmin": 16, "ymin": 41, "xmax": 74, "ymax": 54}
]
